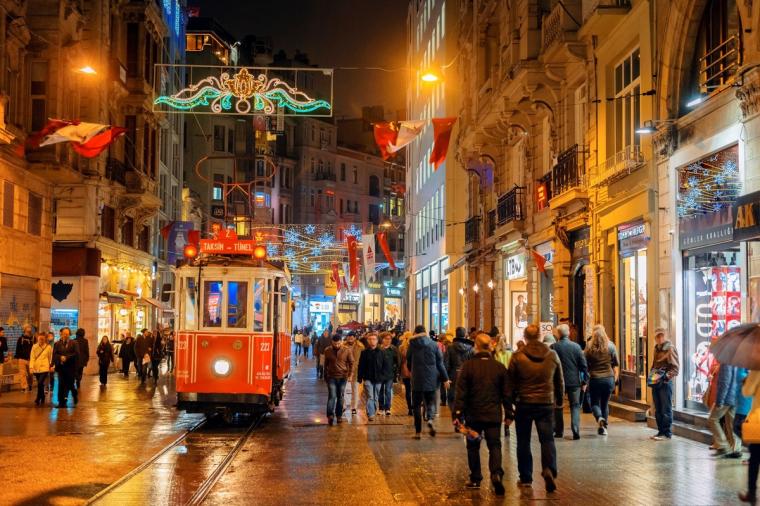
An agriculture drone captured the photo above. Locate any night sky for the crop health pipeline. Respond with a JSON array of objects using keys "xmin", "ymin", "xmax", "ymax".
[{"xmin": 191, "ymin": 0, "xmax": 409, "ymax": 119}]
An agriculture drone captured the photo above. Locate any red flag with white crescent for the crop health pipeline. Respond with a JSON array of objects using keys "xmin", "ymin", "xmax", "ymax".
[
  {"xmin": 376, "ymin": 232, "xmax": 397, "ymax": 270},
  {"xmin": 429, "ymin": 117, "xmax": 457, "ymax": 170},
  {"xmin": 346, "ymin": 235, "xmax": 359, "ymax": 291}
]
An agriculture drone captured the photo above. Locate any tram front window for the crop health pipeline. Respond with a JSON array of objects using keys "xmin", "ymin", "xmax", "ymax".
[
  {"xmin": 203, "ymin": 281, "xmax": 223, "ymax": 327},
  {"xmin": 254, "ymin": 280, "xmax": 265, "ymax": 332},
  {"xmin": 228, "ymin": 281, "xmax": 248, "ymax": 328}
]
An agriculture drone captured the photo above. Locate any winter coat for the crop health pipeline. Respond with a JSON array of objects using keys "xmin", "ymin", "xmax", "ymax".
[
  {"xmin": 505, "ymin": 341, "xmax": 564, "ymax": 413},
  {"xmin": 651, "ymin": 340, "xmax": 680, "ymax": 379},
  {"xmin": 585, "ymin": 342, "xmax": 619, "ymax": 379},
  {"xmin": 344, "ymin": 341, "xmax": 364, "ymax": 380},
  {"xmin": 53, "ymin": 339, "xmax": 78, "ymax": 372},
  {"xmin": 74, "ymin": 336, "xmax": 90, "ymax": 368},
  {"xmin": 381, "ymin": 346, "xmax": 400, "ymax": 381},
  {"xmin": 316, "ymin": 335, "xmax": 332, "ymax": 356},
  {"xmin": 97, "ymin": 342, "xmax": 115, "ymax": 366},
  {"xmin": 357, "ymin": 347, "xmax": 391, "ymax": 383},
  {"xmin": 134, "ymin": 335, "xmax": 152, "ymax": 362},
  {"xmin": 29, "ymin": 342, "xmax": 52, "ymax": 374},
  {"xmin": 406, "ymin": 333, "xmax": 449, "ymax": 392},
  {"xmin": 551, "ymin": 337, "xmax": 588, "ymax": 389},
  {"xmin": 736, "ymin": 368, "xmax": 753, "ymax": 417},
  {"xmin": 453, "ymin": 351, "xmax": 510, "ymax": 424},
  {"xmin": 446, "ymin": 337, "xmax": 474, "ymax": 383},
  {"xmin": 151, "ymin": 335, "xmax": 164, "ymax": 360},
  {"xmin": 715, "ymin": 363, "xmax": 738, "ymax": 408},
  {"xmin": 323, "ymin": 344, "xmax": 354, "ymax": 380},
  {"xmin": 15, "ymin": 334, "xmax": 34, "ymax": 361},
  {"xmin": 119, "ymin": 339, "xmax": 136, "ymax": 361}
]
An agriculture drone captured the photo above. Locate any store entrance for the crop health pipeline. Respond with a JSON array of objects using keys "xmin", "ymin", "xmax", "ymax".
[{"xmin": 571, "ymin": 264, "xmax": 585, "ymax": 343}]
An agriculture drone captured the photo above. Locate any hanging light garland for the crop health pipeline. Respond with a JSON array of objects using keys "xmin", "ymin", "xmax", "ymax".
[{"xmin": 677, "ymin": 147, "xmax": 740, "ymax": 219}]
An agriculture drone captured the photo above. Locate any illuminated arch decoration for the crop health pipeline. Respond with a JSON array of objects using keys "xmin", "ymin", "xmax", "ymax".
[{"xmin": 154, "ymin": 67, "xmax": 332, "ymax": 116}]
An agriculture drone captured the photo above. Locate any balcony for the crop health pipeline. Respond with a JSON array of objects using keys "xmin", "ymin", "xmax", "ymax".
[
  {"xmin": 590, "ymin": 145, "xmax": 646, "ymax": 187},
  {"xmin": 497, "ymin": 186, "xmax": 525, "ymax": 225},
  {"xmin": 106, "ymin": 157, "xmax": 128, "ymax": 185},
  {"xmin": 549, "ymin": 144, "xmax": 588, "ymax": 209},
  {"xmin": 581, "ymin": 0, "xmax": 631, "ymax": 37},
  {"xmin": 313, "ymin": 171, "xmax": 337, "ymax": 182},
  {"xmin": 464, "ymin": 216, "xmax": 480, "ymax": 250},
  {"xmin": 542, "ymin": 1, "xmax": 581, "ymax": 55},
  {"xmin": 698, "ymin": 35, "xmax": 741, "ymax": 95}
]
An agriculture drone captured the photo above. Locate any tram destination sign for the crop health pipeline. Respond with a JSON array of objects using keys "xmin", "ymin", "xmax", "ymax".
[{"xmin": 200, "ymin": 239, "xmax": 256, "ymax": 255}]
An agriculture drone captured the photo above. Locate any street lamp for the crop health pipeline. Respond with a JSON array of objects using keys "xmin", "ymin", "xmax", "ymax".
[
  {"xmin": 420, "ymin": 70, "xmax": 440, "ymax": 83},
  {"xmin": 76, "ymin": 66, "xmax": 97, "ymax": 75}
]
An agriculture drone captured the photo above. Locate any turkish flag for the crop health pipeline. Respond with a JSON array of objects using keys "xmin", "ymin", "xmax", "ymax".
[
  {"xmin": 346, "ymin": 235, "xmax": 359, "ymax": 290},
  {"xmin": 71, "ymin": 127, "xmax": 128, "ymax": 158},
  {"xmin": 429, "ymin": 117, "xmax": 457, "ymax": 170},
  {"xmin": 373, "ymin": 122, "xmax": 398, "ymax": 160},
  {"xmin": 376, "ymin": 232, "xmax": 397, "ymax": 270},
  {"xmin": 331, "ymin": 263, "xmax": 342, "ymax": 291},
  {"xmin": 17, "ymin": 119, "xmax": 77, "ymax": 156},
  {"xmin": 160, "ymin": 221, "xmax": 175, "ymax": 241},
  {"xmin": 531, "ymin": 249, "xmax": 547, "ymax": 273}
]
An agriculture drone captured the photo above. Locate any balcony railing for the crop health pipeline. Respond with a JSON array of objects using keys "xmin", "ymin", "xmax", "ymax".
[
  {"xmin": 552, "ymin": 144, "xmax": 585, "ymax": 196},
  {"xmin": 699, "ymin": 35, "xmax": 741, "ymax": 94},
  {"xmin": 542, "ymin": 1, "xmax": 580, "ymax": 50},
  {"xmin": 313, "ymin": 171, "xmax": 336, "ymax": 182},
  {"xmin": 582, "ymin": 0, "xmax": 631, "ymax": 23},
  {"xmin": 465, "ymin": 216, "xmax": 480, "ymax": 244},
  {"xmin": 497, "ymin": 186, "xmax": 525, "ymax": 225},
  {"xmin": 591, "ymin": 144, "xmax": 645, "ymax": 186},
  {"xmin": 106, "ymin": 157, "xmax": 128, "ymax": 186}
]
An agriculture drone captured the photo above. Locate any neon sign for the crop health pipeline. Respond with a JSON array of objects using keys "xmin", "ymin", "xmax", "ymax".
[{"xmin": 154, "ymin": 66, "xmax": 332, "ymax": 116}]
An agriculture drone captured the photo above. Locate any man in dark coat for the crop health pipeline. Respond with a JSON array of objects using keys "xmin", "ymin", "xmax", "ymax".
[
  {"xmin": 73, "ymin": 328, "xmax": 89, "ymax": 390},
  {"xmin": 551, "ymin": 323, "xmax": 588, "ymax": 439},
  {"xmin": 119, "ymin": 334, "xmax": 136, "ymax": 377},
  {"xmin": 150, "ymin": 330, "xmax": 164, "ymax": 383},
  {"xmin": 446, "ymin": 327, "xmax": 474, "ymax": 406},
  {"xmin": 357, "ymin": 333, "xmax": 391, "ymax": 421},
  {"xmin": 134, "ymin": 331, "xmax": 152, "ymax": 384},
  {"xmin": 315, "ymin": 330, "xmax": 332, "ymax": 379},
  {"xmin": 406, "ymin": 325, "xmax": 450, "ymax": 438},
  {"xmin": 53, "ymin": 327, "xmax": 79, "ymax": 406},
  {"xmin": 453, "ymin": 332, "xmax": 510, "ymax": 495},
  {"xmin": 15, "ymin": 325, "xmax": 34, "ymax": 391}
]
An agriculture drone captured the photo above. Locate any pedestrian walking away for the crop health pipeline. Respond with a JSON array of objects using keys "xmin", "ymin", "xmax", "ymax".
[
  {"xmin": 150, "ymin": 330, "xmax": 164, "ymax": 383},
  {"xmin": 452, "ymin": 333, "xmax": 510, "ymax": 495},
  {"xmin": 649, "ymin": 329, "xmax": 679, "ymax": 441},
  {"xmin": 315, "ymin": 330, "xmax": 332, "ymax": 379},
  {"xmin": 119, "ymin": 334, "xmax": 136, "ymax": 377},
  {"xmin": 15, "ymin": 325, "xmax": 35, "ymax": 392},
  {"xmin": 166, "ymin": 331, "xmax": 175, "ymax": 373},
  {"xmin": 29, "ymin": 332, "xmax": 52, "ymax": 406},
  {"xmin": 739, "ymin": 370, "xmax": 760, "ymax": 504},
  {"xmin": 505, "ymin": 324, "xmax": 564, "ymax": 493},
  {"xmin": 398, "ymin": 331, "xmax": 413, "ymax": 415},
  {"xmin": 97, "ymin": 336, "xmax": 115, "ymax": 386},
  {"xmin": 302, "ymin": 332, "xmax": 311, "ymax": 362},
  {"xmin": 358, "ymin": 333, "xmax": 392, "ymax": 421},
  {"xmin": 584, "ymin": 325, "xmax": 619, "ymax": 436},
  {"xmin": 73, "ymin": 328, "xmax": 90, "ymax": 390},
  {"xmin": 406, "ymin": 325, "xmax": 450, "ymax": 438},
  {"xmin": 323, "ymin": 334, "xmax": 354, "ymax": 425},
  {"xmin": 446, "ymin": 327, "xmax": 474, "ymax": 407},
  {"xmin": 134, "ymin": 332, "xmax": 151, "ymax": 384},
  {"xmin": 551, "ymin": 324, "xmax": 588, "ymax": 440},
  {"xmin": 53, "ymin": 327, "xmax": 79, "ymax": 407}
]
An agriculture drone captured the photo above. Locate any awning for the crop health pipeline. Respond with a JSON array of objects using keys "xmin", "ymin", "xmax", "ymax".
[
  {"xmin": 139, "ymin": 297, "xmax": 165, "ymax": 310},
  {"xmin": 100, "ymin": 291, "xmax": 127, "ymax": 304}
]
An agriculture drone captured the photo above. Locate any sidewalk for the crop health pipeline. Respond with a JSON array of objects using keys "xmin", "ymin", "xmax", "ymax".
[{"xmin": 0, "ymin": 368, "xmax": 201, "ymax": 506}]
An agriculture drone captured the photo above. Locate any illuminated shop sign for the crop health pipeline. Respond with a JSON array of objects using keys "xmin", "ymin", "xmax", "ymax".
[
  {"xmin": 733, "ymin": 190, "xmax": 760, "ymax": 241},
  {"xmin": 618, "ymin": 221, "xmax": 650, "ymax": 253},
  {"xmin": 506, "ymin": 254, "xmax": 526, "ymax": 280}
]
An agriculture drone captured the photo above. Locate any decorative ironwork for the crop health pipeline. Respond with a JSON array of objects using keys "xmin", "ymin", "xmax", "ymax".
[
  {"xmin": 552, "ymin": 144, "xmax": 584, "ymax": 196},
  {"xmin": 497, "ymin": 186, "xmax": 525, "ymax": 225}
]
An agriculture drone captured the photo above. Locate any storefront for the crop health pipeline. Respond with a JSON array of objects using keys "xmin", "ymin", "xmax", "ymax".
[
  {"xmin": 0, "ymin": 274, "xmax": 40, "ymax": 339},
  {"xmin": 363, "ymin": 281, "xmax": 382, "ymax": 323},
  {"xmin": 569, "ymin": 227, "xmax": 594, "ymax": 341},
  {"xmin": 336, "ymin": 291, "xmax": 360, "ymax": 324},
  {"xmin": 414, "ymin": 258, "xmax": 449, "ymax": 333},
  {"xmin": 504, "ymin": 251, "xmax": 528, "ymax": 346},
  {"xmin": 617, "ymin": 220, "xmax": 651, "ymax": 400},
  {"xmin": 97, "ymin": 261, "xmax": 155, "ymax": 339},
  {"xmin": 733, "ymin": 190, "xmax": 760, "ymax": 323},
  {"xmin": 308, "ymin": 298, "xmax": 334, "ymax": 334},
  {"xmin": 677, "ymin": 144, "xmax": 741, "ymax": 412}
]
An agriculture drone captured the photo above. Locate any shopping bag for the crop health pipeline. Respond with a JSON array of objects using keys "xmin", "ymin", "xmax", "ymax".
[{"xmin": 142, "ymin": 354, "xmax": 151, "ymax": 366}]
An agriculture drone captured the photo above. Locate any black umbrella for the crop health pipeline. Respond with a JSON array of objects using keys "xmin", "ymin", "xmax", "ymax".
[{"xmin": 710, "ymin": 323, "xmax": 760, "ymax": 369}]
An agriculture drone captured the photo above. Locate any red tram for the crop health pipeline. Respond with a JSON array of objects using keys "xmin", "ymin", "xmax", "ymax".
[{"xmin": 174, "ymin": 237, "xmax": 292, "ymax": 418}]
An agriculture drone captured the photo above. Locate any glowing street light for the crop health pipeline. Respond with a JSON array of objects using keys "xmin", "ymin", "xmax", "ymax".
[
  {"xmin": 420, "ymin": 70, "xmax": 440, "ymax": 83},
  {"xmin": 77, "ymin": 66, "xmax": 97, "ymax": 75}
]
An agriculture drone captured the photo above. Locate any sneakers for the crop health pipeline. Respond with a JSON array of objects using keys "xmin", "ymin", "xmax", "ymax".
[
  {"xmin": 427, "ymin": 420, "xmax": 437, "ymax": 437},
  {"xmin": 368, "ymin": 415, "xmax": 375, "ymax": 421},
  {"xmin": 650, "ymin": 433, "xmax": 663, "ymax": 440},
  {"xmin": 516, "ymin": 480, "xmax": 532, "ymax": 488},
  {"xmin": 491, "ymin": 474, "xmax": 505, "ymax": 496},
  {"xmin": 597, "ymin": 419, "xmax": 607, "ymax": 435},
  {"xmin": 653, "ymin": 435, "xmax": 671, "ymax": 441},
  {"xmin": 541, "ymin": 468, "xmax": 557, "ymax": 493},
  {"xmin": 465, "ymin": 480, "xmax": 480, "ymax": 489},
  {"xmin": 385, "ymin": 410, "xmax": 391, "ymax": 416}
]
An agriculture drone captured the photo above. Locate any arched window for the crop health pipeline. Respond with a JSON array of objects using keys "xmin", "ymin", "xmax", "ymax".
[
  {"xmin": 691, "ymin": 0, "xmax": 742, "ymax": 100},
  {"xmin": 369, "ymin": 175, "xmax": 380, "ymax": 197}
]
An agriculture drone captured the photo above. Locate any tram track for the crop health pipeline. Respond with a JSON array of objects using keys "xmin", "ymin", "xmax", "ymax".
[{"xmin": 86, "ymin": 414, "xmax": 264, "ymax": 506}]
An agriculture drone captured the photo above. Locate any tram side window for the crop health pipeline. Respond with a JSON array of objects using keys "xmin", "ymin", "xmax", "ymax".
[
  {"xmin": 253, "ymin": 279, "xmax": 265, "ymax": 332},
  {"xmin": 185, "ymin": 278, "xmax": 197, "ymax": 329},
  {"xmin": 228, "ymin": 281, "xmax": 248, "ymax": 328},
  {"xmin": 203, "ymin": 281, "xmax": 223, "ymax": 327}
]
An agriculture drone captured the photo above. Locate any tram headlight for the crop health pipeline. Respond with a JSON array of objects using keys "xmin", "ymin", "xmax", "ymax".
[{"xmin": 213, "ymin": 358, "xmax": 231, "ymax": 376}]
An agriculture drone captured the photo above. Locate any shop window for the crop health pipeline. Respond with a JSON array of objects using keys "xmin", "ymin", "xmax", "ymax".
[
  {"xmin": 203, "ymin": 280, "xmax": 223, "ymax": 327},
  {"xmin": 677, "ymin": 145, "xmax": 739, "ymax": 219},
  {"xmin": 227, "ymin": 281, "xmax": 248, "ymax": 328},
  {"xmin": 619, "ymin": 249, "xmax": 647, "ymax": 377}
]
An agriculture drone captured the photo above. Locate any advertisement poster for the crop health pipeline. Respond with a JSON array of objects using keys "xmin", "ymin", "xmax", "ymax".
[
  {"xmin": 168, "ymin": 221, "xmax": 195, "ymax": 265},
  {"xmin": 512, "ymin": 291, "xmax": 528, "ymax": 344},
  {"xmin": 384, "ymin": 298, "xmax": 401, "ymax": 322}
]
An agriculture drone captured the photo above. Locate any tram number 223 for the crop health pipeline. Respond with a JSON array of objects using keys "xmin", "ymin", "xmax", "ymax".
[{"xmin": 259, "ymin": 341, "xmax": 271, "ymax": 352}]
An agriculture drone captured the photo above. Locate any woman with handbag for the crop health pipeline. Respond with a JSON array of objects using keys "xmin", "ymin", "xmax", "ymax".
[
  {"xmin": 649, "ymin": 329, "xmax": 680, "ymax": 441},
  {"xmin": 739, "ymin": 370, "xmax": 760, "ymax": 504},
  {"xmin": 584, "ymin": 325, "xmax": 619, "ymax": 436},
  {"xmin": 29, "ymin": 333, "xmax": 53, "ymax": 406}
]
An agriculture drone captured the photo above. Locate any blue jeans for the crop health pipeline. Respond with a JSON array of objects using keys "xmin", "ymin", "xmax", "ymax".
[
  {"xmin": 589, "ymin": 376, "xmax": 615, "ymax": 422},
  {"xmin": 363, "ymin": 380, "xmax": 381, "ymax": 417},
  {"xmin": 326, "ymin": 378, "xmax": 347, "ymax": 418},
  {"xmin": 515, "ymin": 403, "xmax": 557, "ymax": 483},
  {"xmin": 652, "ymin": 381, "xmax": 673, "ymax": 437},
  {"xmin": 554, "ymin": 387, "xmax": 582, "ymax": 436},
  {"xmin": 379, "ymin": 380, "xmax": 394, "ymax": 410}
]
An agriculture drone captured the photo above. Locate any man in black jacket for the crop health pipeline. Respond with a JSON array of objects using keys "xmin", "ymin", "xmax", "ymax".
[
  {"xmin": 407, "ymin": 325, "xmax": 450, "ymax": 438},
  {"xmin": 15, "ymin": 325, "xmax": 34, "ymax": 391},
  {"xmin": 505, "ymin": 324, "xmax": 564, "ymax": 493},
  {"xmin": 551, "ymin": 324, "xmax": 588, "ymax": 439},
  {"xmin": 446, "ymin": 327, "xmax": 474, "ymax": 406},
  {"xmin": 452, "ymin": 333, "xmax": 509, "ymax": 495},
  {"xmin": 357, "ymin": 333, "xmax": 391, "ymax": 421},
  {"xmin": 73, "ymin": 328, "xmax": 89, "ymax": 390},
  {"xmin": 53, "ymin": 327, "xmax": 79, "ymax": 406}
]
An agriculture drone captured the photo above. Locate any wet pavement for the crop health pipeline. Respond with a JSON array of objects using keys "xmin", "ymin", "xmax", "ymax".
[{"xmin": 0, "ymin": 351, "xmax": 753, "ymax": 505}]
